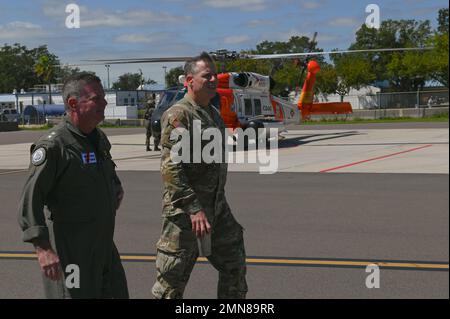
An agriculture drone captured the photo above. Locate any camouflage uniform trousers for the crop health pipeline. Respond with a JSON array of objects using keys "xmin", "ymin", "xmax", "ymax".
[
  {"xmin": 152, "ymin": 207, "xmax": 248, "ymax": 299},
  {"xmin": 145, "ymin": 120, "xmax": 152, "ymax": 149},
  {"xmin": 145, "ymin": 120, "xmax": 160, "ymax": 150}
]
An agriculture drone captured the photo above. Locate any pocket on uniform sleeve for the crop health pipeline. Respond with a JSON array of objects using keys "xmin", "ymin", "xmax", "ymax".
[{"xmin": 156, "ymin": 214, "xmax": 195, "ymax": 253}]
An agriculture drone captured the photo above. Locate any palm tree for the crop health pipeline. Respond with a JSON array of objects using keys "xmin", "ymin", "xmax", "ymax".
[{"xmin": 34, "ymin": 55, "xmax": 56, "ymax": 105}]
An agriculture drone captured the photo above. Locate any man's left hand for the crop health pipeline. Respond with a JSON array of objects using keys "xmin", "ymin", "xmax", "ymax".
[{"xmin": 190, "ymin": 210, "xmax": 211, "ymax": 238}]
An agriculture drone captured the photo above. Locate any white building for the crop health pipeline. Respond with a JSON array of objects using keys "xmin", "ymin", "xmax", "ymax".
[{"xmin": 0, "ymin": 95, "xmax": 16, "ymax": 110}]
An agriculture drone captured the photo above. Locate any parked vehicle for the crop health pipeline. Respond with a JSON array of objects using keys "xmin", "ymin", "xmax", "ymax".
[{"xmin": 0, "ymin": 109, "xmax": 19, "ymax": 122}]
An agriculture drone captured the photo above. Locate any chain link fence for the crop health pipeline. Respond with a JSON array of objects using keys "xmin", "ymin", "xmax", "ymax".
[
  {"xmin": 347, "ymin": 89, "xmax": 449, "ymax": 110},
  {"xmin": 2, "ymin": 89, "xmax": 448, "ymax": 126}
]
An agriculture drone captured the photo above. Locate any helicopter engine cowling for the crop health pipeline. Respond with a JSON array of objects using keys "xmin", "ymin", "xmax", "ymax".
[{"xmin": 227, "ymin": 72, "xmax": 272, "ymax": 92}]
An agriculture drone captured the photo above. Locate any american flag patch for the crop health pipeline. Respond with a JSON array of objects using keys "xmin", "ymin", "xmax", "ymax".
[{"xmin": 81, "ymin": 152, "xmax": 97, "ymax": 164}]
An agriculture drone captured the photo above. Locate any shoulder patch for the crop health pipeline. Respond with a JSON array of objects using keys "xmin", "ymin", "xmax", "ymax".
[
  {"xmin": 31, "ymin": 147, "xmax": 46, "ymax": 166},
  {"xmin": 167, "ymin": 107, "xmax": 188, "ymax": 128}
]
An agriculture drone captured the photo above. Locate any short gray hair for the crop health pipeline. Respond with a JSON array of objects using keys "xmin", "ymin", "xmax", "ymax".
[
  {"xmin": 184, "ymin": 52, "xmax": 215, "ymax": 76},
  {"xmin": 62, "ymin": 72, "xmax": 102, "ymax": 111}
]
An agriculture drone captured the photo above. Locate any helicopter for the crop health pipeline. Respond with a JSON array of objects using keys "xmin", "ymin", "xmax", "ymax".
[{"xmin": 83, "ymin": 44, "xmax": 431, "ymax": 144}]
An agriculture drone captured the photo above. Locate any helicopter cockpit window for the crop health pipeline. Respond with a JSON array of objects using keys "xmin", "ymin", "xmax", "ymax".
[
  {"xmin": 156, "ymin": 90, "xmax": 184, "ymax": 110},
  {"xmin": 156, "ymin": 91, "xmax": 175, "ymax": 109},
  {"xmin": 173, "ymin": 90, "xmax": 185, "ymax": 102},
  {"xmin": 244, "ymin": 98, "xmax": 252, "ymax": 116},
  {"xmin": 254, "ymin": 99, "xmax": 262, "ymax": 116}
]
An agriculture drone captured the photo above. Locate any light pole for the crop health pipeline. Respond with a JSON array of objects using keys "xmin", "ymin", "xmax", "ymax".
[
  {"xmin": 12, "ymin": 89, "xmax": 18, "ymax": 112},
  {"xmin": 105, "ymin": 64, "xmax": 110, "ymax": 90},
  {"xmin": 162, "ymin": 66, "xmax": 167, "ymax": 88}
]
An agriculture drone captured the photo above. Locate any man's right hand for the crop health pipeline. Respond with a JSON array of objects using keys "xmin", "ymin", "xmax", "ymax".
[
  {"xmin": 33, "ymin": 239, "xmax": 62, "ymax": 281},
  {"xmin": 190, "ymin": 210, "xmax": 211, "ymax": 238}
]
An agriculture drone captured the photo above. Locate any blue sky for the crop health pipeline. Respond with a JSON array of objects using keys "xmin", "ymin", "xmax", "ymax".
[{"xmin": 0, "ymin": 0, "xmax": 448, "ymax": 86}]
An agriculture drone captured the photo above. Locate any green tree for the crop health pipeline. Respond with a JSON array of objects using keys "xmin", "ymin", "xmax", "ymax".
[
  {"xmin": 56, "ymin": 65, "xmax": 83, "ymax": 83},
  {"xmin": 349, "ymin": 19, "xmax": 432, "ymax": 91},
  {"xmin": 427, "ymin": 33, "xmax": 449, "ymax": 87},
  {"xmin": 34, "ymin": 55, "xmax": 57, "ymax": 104},
  {"xmin": 112, "ymin": 71, "xmax": 156, "ymax": 90},
  {"xmin": 428, "ymin": 8, "xmax": 449, "ymax": 87},
  {"xmin": 272, "ymin": 62, "xmax": 303, "ymax": 96},
  {"xmin": 224, "ymin": 57, "xmax": 271, "ymax": 75},
  {"xmin": 386, "ymin": 51, "xmax": 434, "ymax": 91},
  {"xmin": 315, "ymin": 63, "xmax": 338, "ymax": 96},
  {"xmin": 437, "ymin": 8, "xmax": 449, "ymax": 35},
  {"xmin": 0, "ymin": 44, "xmax": 80, "ymax": 94},
  {"xmin": 0, "ymin": 44, "xmax": 39, "ymax": 93},
  {"xmin": 255, "ymin": 35, "xmax": 323, "ymax": 74},
  {"xmin": 334, "ymin": 54, "xmax": 376, "ymax": 100},
  {"xmin": 165, "ymin": 66, "xmax": 184, "ymax": 88}
]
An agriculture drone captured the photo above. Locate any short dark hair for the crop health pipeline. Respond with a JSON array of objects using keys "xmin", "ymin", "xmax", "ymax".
[
  {"xmin": 184, "ymin": 52, "xmax": 215, "ymax": 76},
  {"xmin": 62, "ymin": 72, "xmax": 102, "ymax": 110}
]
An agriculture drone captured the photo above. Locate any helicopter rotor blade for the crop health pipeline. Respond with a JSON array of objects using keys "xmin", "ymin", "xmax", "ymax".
[
  {"xmin": 71, "ymin": 46, "xmax": 433, "ymax": 67},
  {"xmin": 81, "ymin": 56, "xmax": 193, "ymax": 65},
  {"xmin": 248, "ymin": 47, "xmax": 433, "ymax": 59}
]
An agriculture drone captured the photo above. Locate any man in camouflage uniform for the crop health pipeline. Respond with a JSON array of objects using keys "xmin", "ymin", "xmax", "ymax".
[
  {"xmin": 18, "ymin": 73, "xmax": 129, "ymax": 298},
  {"xmin": 144, "ymin": 94, "xmax": 159, "ymax": 151},
  {"xmin": 152, "ymin": 52, "xmax": 248, "ymax": 299}
]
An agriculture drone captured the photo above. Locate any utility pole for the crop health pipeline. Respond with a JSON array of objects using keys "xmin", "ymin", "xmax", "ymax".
[
  {"xmin": 162, "ymin": 66, "xmax": 167, "ymax": 88},
  {"xmin": 105, "ymin": 64, "xmax": 110, "ymax": 90}
]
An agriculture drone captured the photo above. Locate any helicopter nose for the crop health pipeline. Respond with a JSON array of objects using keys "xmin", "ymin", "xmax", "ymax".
[{"xmin": 152, "ymin": 119, "xmax": 161, "ymax": 132}]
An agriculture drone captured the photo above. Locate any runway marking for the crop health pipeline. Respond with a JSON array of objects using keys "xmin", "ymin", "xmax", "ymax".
[
  {"xmin": 320, "ymin": 144, "xmax": 433, "ymax": 173},
  {"xmin": 1, "ymin": 252, "xmax": 447, "ymax": 271},
  {"xmin": 308, "ymin": 142, "xmax": 448, "ymax": 146},
  {"xmin": 0, "ymin": 169, "xmax": 27, "ymax": 175}
]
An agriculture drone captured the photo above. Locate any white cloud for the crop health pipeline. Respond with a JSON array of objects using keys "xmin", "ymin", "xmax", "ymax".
[
  {"xmin": 202, "ymin": 0, "xmax": 268, "ymax": 11},
  {"xmin": 42, "ymin": 0, "xmax": 66, "ymax": 17},
  {"xmin": 246, "ymin": 19, "xmax": 276, "ymax": 27},
  {"xmin": 0, "ymin": 21, "xmax": 46, "ymax": 40},
  {"xmin": 42, "ymin": 1, "xmax": 191, "ymax": 28},
  {"xmin": 412, "ymin": 6, "xmax": 447, "ymax": 16},
  {"xmin": 302, "ymin": 2, "xmax": 320, "ymax": 9},
  {"xmin": 260, "ymin": 29, "xmax": 307, "ymax": 43},
  {"xmin": 82, "ymin": 10, "xmax": 191, "ymax": 28},
  {"xmin": 115, "ymin": 34, "xmax": 154, "ymax": 44},
  {"xmin": 114, "ymin": 33, "xmax": 174, "ymax": 44},
  {"xmin": 316, "ymin": 33, "xmax": 340, "ymax": 43},
  {"xmin": 223, "ymin": 35, "xmax": 251, "ymax": 44},
  {"xmin": 329, "ymin": 18, "xmax": 360, "ymax": 27},
  {"xmin": 301, "ymin": 0, "xmax": 326, "ymax": 9}
]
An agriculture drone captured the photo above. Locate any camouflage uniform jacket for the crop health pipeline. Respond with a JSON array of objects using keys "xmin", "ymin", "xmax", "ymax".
[
  {"xmin": 160, "ymin": 94, "xmax": 228, "ymax": 219},
  {"xmin": 144, "ymin": 107, "xmax": 154, "ymax": 121}
]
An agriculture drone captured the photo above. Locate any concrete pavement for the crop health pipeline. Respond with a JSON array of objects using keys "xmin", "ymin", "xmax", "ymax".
[{"xmin": 0, "ymin": 123, "xmax": 448, "ymax": 298}]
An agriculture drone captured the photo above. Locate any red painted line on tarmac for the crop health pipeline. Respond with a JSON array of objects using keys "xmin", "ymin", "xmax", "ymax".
[{"xmin": 320, "ymin": 144, "xmax": 433, "ymax": 173}]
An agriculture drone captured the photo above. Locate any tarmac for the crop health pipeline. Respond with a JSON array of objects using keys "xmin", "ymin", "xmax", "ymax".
[{"xmin": 0, "ymin": 122, "xmax": 448, "ymax": 298}]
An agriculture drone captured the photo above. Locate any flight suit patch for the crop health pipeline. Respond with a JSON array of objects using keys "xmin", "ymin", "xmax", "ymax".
[
  {"xmin": 31, "ymin": 148, "xmax": 46, "ymax": 166},
  {"xmin": 81, "ymin": 152, "xmax": 97, "ymax": 164}
]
